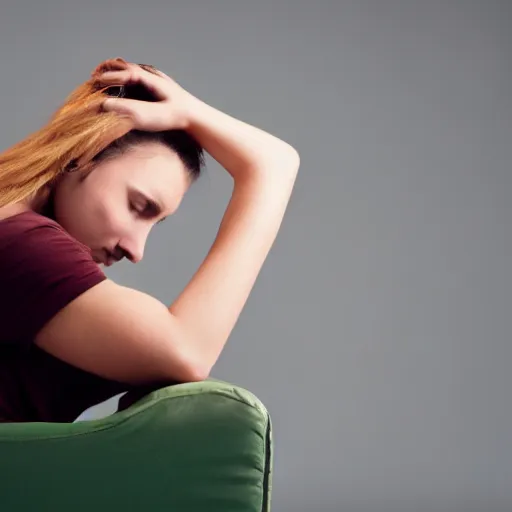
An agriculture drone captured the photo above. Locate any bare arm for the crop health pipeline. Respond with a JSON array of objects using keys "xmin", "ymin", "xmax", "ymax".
[
  {"xmin": 32, "ymin": 63, "xmax": 298, "ymax": 386},
  {"xmin": 169, "ymin": 95, "xmax": 300, "ymax": 379}
]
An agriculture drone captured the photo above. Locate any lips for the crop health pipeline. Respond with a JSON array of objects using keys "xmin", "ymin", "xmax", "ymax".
[
  {"xmin": 94, "ymin": 249, "xmax": 114, "ymax": 266},
  {"xmin": 104, "ymin": 249, "xmax": 115, "ymax": 267},
  {"xmin": 92, "ymin": 249, "xmax": 119, "ymax": 266}
]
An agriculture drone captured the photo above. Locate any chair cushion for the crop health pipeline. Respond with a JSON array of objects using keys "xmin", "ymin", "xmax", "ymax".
[{"xmin": 0, "ymin": 379, "xmax": 273, "ymax": 512}]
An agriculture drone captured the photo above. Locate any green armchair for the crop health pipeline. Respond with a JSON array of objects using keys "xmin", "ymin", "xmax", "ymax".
[{"xmin": 0, "ymin": 378, "xmax": 273, "ymax": 511}]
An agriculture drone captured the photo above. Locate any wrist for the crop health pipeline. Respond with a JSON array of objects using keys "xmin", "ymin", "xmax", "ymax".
[{"xmin": 180, "ymin": 92, "xmax": 204, "ymax": 132}]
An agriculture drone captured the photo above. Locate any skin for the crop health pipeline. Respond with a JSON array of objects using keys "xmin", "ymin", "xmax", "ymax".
[{"xmin": 16, "ymin": 140, "xmax": 192, "ymax": 266}]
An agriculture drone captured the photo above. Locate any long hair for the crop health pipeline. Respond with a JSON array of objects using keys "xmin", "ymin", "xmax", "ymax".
[{"xmin": 0, "ymin": 58, "xmax": 203, "ymax": 210}]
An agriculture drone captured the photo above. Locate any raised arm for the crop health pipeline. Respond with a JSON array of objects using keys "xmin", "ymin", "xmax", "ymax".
[
  {"xmin": 33, "ymin": 61, "xmax": 299, "ymax": 386},
  {"xmin": 168, "ymin": 95, "xmax": 300, "ymax": 379}
]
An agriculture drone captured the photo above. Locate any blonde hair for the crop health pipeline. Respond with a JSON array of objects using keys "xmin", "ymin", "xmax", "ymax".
[{"xmin": 0, "ymin": 58, "xmax": 143, "ymax": 209}]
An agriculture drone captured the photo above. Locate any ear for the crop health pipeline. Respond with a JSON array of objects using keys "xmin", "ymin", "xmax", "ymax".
[{"xmin": 62, "ymin": 159, "xmax": 95, "ymax": 182}]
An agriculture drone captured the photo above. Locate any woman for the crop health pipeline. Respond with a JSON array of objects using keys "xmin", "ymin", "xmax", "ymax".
[{"xmin": 0, "ymin": 57, "xmax": 299, "ymax": 423}]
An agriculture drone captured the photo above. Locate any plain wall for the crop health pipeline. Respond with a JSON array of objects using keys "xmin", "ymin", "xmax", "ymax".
[{"xmin": 1, "ymin": 1, "xmax": 510, "ymax": 510}]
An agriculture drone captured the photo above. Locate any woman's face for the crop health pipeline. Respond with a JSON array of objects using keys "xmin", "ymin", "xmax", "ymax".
[{"xmin": 51, "ymin": 141, "xmax": 192, "ymax": 266}]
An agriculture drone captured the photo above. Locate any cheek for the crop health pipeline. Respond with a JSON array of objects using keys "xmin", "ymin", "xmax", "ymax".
[
  {"xmin": 98, "ymin": 205, "xmax": 125, "ymax": 235},
  {"xmin": 67, "ymin": 197, "xmax": 119, "ymax": 247},
  {"xmin": 98, "ymin": 199, "xmax": 135, "ymax": 238}
]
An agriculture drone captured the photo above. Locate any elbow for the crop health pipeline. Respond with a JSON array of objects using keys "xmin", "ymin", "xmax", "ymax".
[
  {"xmin": 185, "ymin": 361, "xmax": 211, "ymax": 382},
  {"xmin": 179, "ymin": 350, "xmax": 212, "ymax": 382},
  {"xmin": 282, "ymin": 144, "xmax": 300, "ymax": 174},
  {"xmin": 167, "ymin": 317, "xmax": 211, "ymax": 382},
  {"xmin": 253, "ymin": 144, "xmax": 300, "ymax": 179},
  {"xmin": 161, "ymin": 345, "xmax": 211, "ymax": 383},
  {"xmin": 290, "ymin": 146, "xmax": 300, "ymax": 169},
  {"xmin": 169, "ymin": 360, "xmax": 209, "ymax": 383},
  {"xmin": 278, "ymin": 145, "xmax": 300, "ymax": 175}
]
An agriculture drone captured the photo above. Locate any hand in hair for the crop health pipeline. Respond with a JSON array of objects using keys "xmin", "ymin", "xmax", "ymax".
[{"xmin": 91, "ymin": 57, "xmax": 193, "ymax": 132}]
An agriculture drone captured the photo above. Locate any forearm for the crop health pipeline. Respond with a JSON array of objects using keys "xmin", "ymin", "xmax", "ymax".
[
  {"xmin": 168, "ymin": 97, "xmax": 299, "ymax": 377},
  {"xmin": 169, "ymin": 169, "xmax": 298, "ymax": 378},
  {"xmin": 182, "ymin": 94, "xmax": 299, "ymax": 181}
]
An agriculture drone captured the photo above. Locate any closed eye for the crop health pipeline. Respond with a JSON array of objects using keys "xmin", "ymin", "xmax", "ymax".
[
  {"xmin": 130, "ymin": 200, "xmax": 161, "ymax": 221},
  {"xmin": 129, "ymin": 201, "xmax": 148, "ymax": 215},
  {"xmin": 128, "ymin": 187, "xmax": 169, "ymax": 224}
]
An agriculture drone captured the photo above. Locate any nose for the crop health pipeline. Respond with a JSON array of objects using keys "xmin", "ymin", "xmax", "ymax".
[
  {"xmin": 117, "ymin": 244, "xmax": 144, "ymax": 264},
  {"xmin": 117, "ymin": 233, "xmax": 147, "ymax": 264}
]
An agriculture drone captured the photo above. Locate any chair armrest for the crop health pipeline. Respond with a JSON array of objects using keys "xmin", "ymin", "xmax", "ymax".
[{"xmin": 0, "ymin": 378, "xmax": 273, "ymax": 512}]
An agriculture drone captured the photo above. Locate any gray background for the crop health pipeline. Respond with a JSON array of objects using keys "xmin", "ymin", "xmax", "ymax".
[{"xmin": 1, "ymin": 1, "xmax": 510, "ymax": 511}]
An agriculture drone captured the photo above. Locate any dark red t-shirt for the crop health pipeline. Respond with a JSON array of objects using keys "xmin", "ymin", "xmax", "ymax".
[{"xmin": 0, "ymin": 210, "xmax": 161, "ymax": 422}]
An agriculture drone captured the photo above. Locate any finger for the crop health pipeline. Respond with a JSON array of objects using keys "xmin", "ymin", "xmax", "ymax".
[
  {"xmin": 152, "ymin": 68, "xmax": 173, "ymax": 81},
  {"xmin": 101, "ymin": 97, "xmax": 133, "ymax": 115},
  {"xmin": 94, "ymin": 64, "xmax": 167, "ymax": 101},
  {"xmin": 95, "ymin": 69, "xmax": 130, "ymax": 84},
  {"xmin": 101, "ymin": 97, "xmax": 167, "ymax": 131},
  {"xmin": 136, "ymin": 63, "xmax": 171, "ymax": 81},
  {"xmin": 91, "ymin": 57, "xmax": 129, "ymax": 78},
  {"xmin": 133, "ymin": 62, "xmax": 172, "ymax": 85},
  {"xmin": 137, "ymin": 63, "xmax": 159, "ymax": 75}
]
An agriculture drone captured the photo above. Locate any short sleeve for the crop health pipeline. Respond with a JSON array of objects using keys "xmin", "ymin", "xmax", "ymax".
[{"xmin": 0, "ymin": 220, "xmax": 107, "ymax": 349}]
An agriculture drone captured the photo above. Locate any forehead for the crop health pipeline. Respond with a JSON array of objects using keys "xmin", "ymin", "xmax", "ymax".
[{"xmin": 124, "ymin": 143, "xmax": 191, "ymax": 213}]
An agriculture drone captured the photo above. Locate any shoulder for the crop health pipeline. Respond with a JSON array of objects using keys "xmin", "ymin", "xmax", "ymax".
[{"xmin": 0, "ymin": 210, "xmax": 106, "ymax": 345}]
